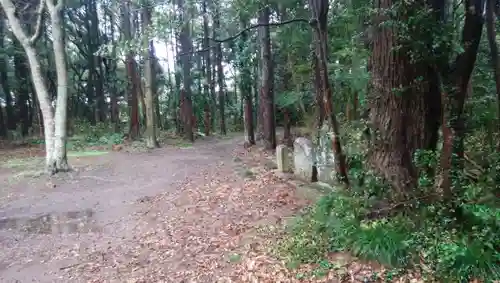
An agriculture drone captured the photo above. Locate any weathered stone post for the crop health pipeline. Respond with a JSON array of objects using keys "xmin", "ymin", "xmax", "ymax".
[
  {"xmin": 293, "ymin": 137, "xmax": 314, "ymax": 181},
  {"xmin": 276, "ymin": 144, "xmax": 289, "ymax": 172}
]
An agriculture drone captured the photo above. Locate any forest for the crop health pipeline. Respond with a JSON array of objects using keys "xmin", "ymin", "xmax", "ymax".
[{"xmin": 0, "ymin": 0, "xmax": 499, "ymax": 281}]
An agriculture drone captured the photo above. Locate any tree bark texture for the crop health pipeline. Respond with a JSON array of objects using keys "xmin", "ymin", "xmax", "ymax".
[
  {"xmin": 121, "ymin": 2, "xmax": 140, "ymax": 139},
  {"xmin": 309, "ymin": 0, "xmax": 349, "ymax": 185},
  {"xmin": 486, "ymin": 0, "xmax": 500, "ymax": 152},
  {"xmin": 178, "ymin": 0, "xmax": 194, "ymax": 142},
  {"xmin": 202, "ymin": 0, "xmax": 212, "ymax": 136},
  {"xmin": 142, "ymin": 2, "xmax": 159, "ymax": 148},
  {"xmin": 48, "ymin": 0, "xmax": 70, "ymax": 171},
  {"xmin": 239, "ymin": 17, "xmax": 255, "ymax": 145},
  {"xmin": 214, "ymin": 0, "xmax": 226, "ymax": 135},
  {"xmin": 367, "ymin": 0, "xmax": 442, "ymax": 197},
  {"xmin": 0, "ymin": 12, "xmax": 14, "ymax": 131},
  {"xmin": 440, "ymin": 0, "xmax": 484, "ymax": 196},
  {"xmin": 259, "ymin": 2, "xmax": 276, "ymax": 150}
]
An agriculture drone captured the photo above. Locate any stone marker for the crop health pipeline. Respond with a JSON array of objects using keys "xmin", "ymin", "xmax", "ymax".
[
  {"xmin": 293, "ymin": 137, "xmax": 314, "ymax": 181},
  {"xmin": 276, "ymin": 144, "xmax": 289, "ymax": 172},
  {"xmin": 316, "ymin": 132, "xmax": 336, "ymax": 184}
]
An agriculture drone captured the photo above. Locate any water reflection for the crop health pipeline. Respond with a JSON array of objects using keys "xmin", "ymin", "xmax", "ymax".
[{"xmin": 0, "ymin": 209, "xmax": 101, "ymax": 234}]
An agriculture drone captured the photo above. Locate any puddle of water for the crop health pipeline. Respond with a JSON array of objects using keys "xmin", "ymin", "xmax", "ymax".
[{"xmin": 0, "ymin": 209, "xmax": 101, "ymax": 235}]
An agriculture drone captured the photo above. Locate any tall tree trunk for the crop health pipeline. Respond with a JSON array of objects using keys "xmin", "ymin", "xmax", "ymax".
[
  {"xmin": 47, "ymin": 0, "xmax": 70, "ymax": 171},
  {"xmin": 89, "ymin": 0, "xmax": 106, "ymax": 123},
  {"xmin": 367, "ymin": 0, "xmax": 443, "ymax": 197},
  {"xmin": 0, "ymin": 105, "xmax": 5, "ymax": 138},
  {"xmin": 85, "ymin": 0, "xmax": 96, "ymax": 125},
  {"xmin": 152, "ymin": 54, "xmax": 162, "ymax": 130},
  {"xmin": 106, "ymin": 10, "xmax": 120, "ymax": 132},
  {"xmin": 239, "ymin": 17, "xmax": 255, "ymax": 145},
  {"xmin": 121, "ymin": 1, "xmax": 140, "ymax": 139},
  {"xmin": 486, "ymin": 0, "xmax": 500, "ymax": 152},
  {"xmin": 14, "ymin": 38, "xmax": 31, "ymax": 136},
  {"xmin": 142, "ymin": 1, "xmax": 159, "ymax": 148},
  {"xmin": 214, "ymin": 0, "xmax": 226, "ymax": 135},
  {"xmin": 212, "ymin": 42, "xmax": 217, "ymax": 130},
  {"xmin": 254, "ymin": 62, "xmax": 263, "ymax": 140},
  {"xmin": 178, "ymin": 0, "xmax": 194, "ymax": 141},
  {"xmin": 259, "ymin": 1, "xmax": 276, "ymax": 150},
  {"xmin": 309, "ymin": 0, "xmax": 349, "ymax": 185},
  {"xmin": 171, "ymin": 26, "xmax": 182, "ymax": 135},
  {"xmin": 0, "ymin": 12, "xmax": 14, "ymax": 131},
  {"xmin": 202, "ymin": 0, "xmax": 212, "ymax": 136},
  {"xmin": 138, "ymin": 80, "xmax": 147, "ymax": 126},
  {"xmin": 281, "ymin": 7, "xmax": 292, "ymax": 146},
  {"xmin": 164, "ymin": 36, "xmax": 174, "ymax": 130},
  {"xmin": 440, "ymin": 0, "xmax": 484, "ymax": 196}
]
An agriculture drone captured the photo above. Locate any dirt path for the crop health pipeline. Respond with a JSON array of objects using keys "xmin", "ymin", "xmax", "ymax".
[{"xmin": 0, "ymin": 135, "xmax": 314, "ymax": 282}]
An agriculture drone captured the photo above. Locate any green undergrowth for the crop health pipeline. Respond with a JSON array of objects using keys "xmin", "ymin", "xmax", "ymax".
[
  {"xmin": 276, "ymin": 129, "xmax": 500, "ymax": 282},
  {"xmin": 277, "ymin": 188, "xmax": 499, "ymax": 282},
  {"xmin": 68, "ymin": 122, "xmax": 124, "ymax": 151}
]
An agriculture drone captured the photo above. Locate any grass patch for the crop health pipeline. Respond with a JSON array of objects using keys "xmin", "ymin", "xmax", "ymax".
[
  {"xmin": 176, "ymin": 142, "xmax": 194, "ymax": 148},
  {"xmin": 67, "ymin": 151, "xmax": 109, "ymax": 157}
]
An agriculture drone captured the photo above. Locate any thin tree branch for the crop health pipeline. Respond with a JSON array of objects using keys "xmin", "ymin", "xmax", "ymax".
[
  {"xmin": 209, "ymin": 18, "xmax": 309, "ymax": 43},
  {"xmin": 179, "ymin": 18, "xmax": 309, "ymax": 56},
  {"xmin": 29, "ymin": 0, "xmax": 45, "ymax": 44}
]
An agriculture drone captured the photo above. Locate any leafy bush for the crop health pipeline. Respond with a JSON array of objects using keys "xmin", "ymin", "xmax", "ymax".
[{"xmin": 67, "ymin": 121, "xmax": 124, "ymax": 151}]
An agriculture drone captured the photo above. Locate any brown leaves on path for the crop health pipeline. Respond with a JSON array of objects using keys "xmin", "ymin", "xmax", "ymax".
[
  {"xmin": 62, "ymin": 144, "xmax": 415, "ymax": 283},
  {"xmin": 60, "ymin": 144, "xmax": 305, "ymax": 282}
]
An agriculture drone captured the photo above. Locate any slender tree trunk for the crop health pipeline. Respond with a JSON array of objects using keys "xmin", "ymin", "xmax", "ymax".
[
  {"xmin": 14, "ymin": 39, "xmax": 30, "ymax": 136},
  {"xmin": 283, "ymin": 109, "xmax": 292, "ymax": 146},
  {"xmin": 254, "ymin": 62, "xmax": 263, "ymax": 140},
  {"xmin": 121, "ymin": 2, "xmax": 140, "ymax": 139},
  {"xmin": 138, "ymin": 80, "xmax": 147, "ymax": 126},
  {"xmin": 309, "ymin": 0, "xmax": 350, "ymax": 185},
  {"xmin": 486, "ymin": 0, "xmax": 500, "ymax": 152},
  {"xmin": 214, "ymin": 0, "xmax": 226, "ymax": 135},
  {"xmin": 85, "ymin": 0, "xmax": 96, "ymax": 125},
  {"xmin": 142, "ymin": 1, "xmax": 159, "ymax": 148},
  {"xmin": 178, "ymin": 0, "xmax": 194, "ymax": 141},
  {"xmin": 282, "ymin": 19, "xmax": 293, "ymax": 147},
  {"xmin": 202, "ymin": 0, "xmax": 212, "ymax": 136},
  {"xmin": 440, "ymin": 0, "xmax": 484, "ymax": 196},
  {"xmin": 0, "ymin": 12, "xmax": 14, "ymax": 132},
  {"xmin": 47, "ymin": 0, "xmax": 70, "ymax": 171},
  {"xmin": 239, "ymin": 17, "xmax": 255, "ymax": 145},
  {"xmin": 259, "ymin": 2, "xmax": 276, "ymax": 150},
  {"xmin": 0, "ymin": 105, "xmax": 5, "ymax": 138},
  {"xmin": 152, "ymin": 56, "xmax": 162, "ymax": 129},
  {"xmin": 171, "ymin": 28, "xmax": 182, "ymax": 135},
  {"xmin": 89, "ymin": 0, "xmax": 106, "ymax": 123},
  {"xmin": 106, "ymin": 10, "xmax": 120, "ymax": 132},
  {"xmin": 211, "ymin": 43, "xmax": 217, "ymax": 130}
]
